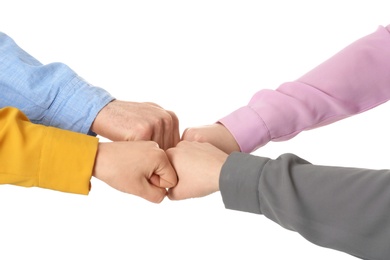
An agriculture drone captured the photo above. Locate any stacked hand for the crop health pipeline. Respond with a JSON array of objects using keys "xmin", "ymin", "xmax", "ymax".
[
  {"xmin": 91, "ymin": 100, "xmax": 180, "ymax": 150},
  {"xmin": 166, "ymin": 141, "xmax": 228, "ymax": 200},
  {"xmin": 93, "ymin": 141, "xmax": 177, "ymax": 203},
  {"xmin": 181, "ymin": 123, "xmax": 240, "ymax": 154},
  {"xmin": 90, "ymin": 100, "xmax": 238, "ymax": 203}
]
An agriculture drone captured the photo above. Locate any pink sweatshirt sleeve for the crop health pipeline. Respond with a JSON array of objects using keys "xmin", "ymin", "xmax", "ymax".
[{"xmin": 219, "ymin": 25, "xmax": 390, "ymax": 153}]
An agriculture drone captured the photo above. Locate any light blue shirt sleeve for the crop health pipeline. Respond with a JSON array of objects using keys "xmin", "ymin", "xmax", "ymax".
[{"xmin": 0, "ymin": 32, "xmax": 114, "ymax": 135}]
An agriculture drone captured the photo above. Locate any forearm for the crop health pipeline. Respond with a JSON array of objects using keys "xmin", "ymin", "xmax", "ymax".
[
  {"xmin": 0, "ymin": 107, "xmax": 98, "ymax": 194},
  {"xmin": 220, "ymin": 25, "xmax": 390, "ymax": 153},
  {"xmin": 220, "ymin": 152, "xmax": 390, "ymax": 260},
  {"xmin": 0, "ymin": 32, "xmax": 114, "ymax": 135}
]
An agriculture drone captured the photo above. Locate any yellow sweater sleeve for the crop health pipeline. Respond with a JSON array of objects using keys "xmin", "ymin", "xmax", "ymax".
[{"xmin": 0, "ymin": 107, "xmax": 99, "ymax": 194}]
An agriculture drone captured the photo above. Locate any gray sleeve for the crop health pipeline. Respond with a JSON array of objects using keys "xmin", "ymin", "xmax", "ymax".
[{"xmin": 220, "ymin": 152, "xmax": 390, "ymax": 260}]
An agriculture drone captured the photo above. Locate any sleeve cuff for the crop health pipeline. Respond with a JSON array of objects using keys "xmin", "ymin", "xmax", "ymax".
[
  {"xmin": 39, "ymin": 126, "xmax": 99, "ymax": 194},
  {"xmin": 220, "ymin": 152, "xmax": 270, "ymax": 214},
  {"xmin": 42, "ymin": 75, "xmax": 114, "ymax": 135},
  {"xmin": 219, "ymin": 106, "xmax": 270, "ymax": 153}
]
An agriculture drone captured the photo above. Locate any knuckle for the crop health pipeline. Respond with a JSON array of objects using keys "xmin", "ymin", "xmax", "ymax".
[
  {"xmin": 134, "ymin": 123, "xmax": 153, "ymax": 140},
  {"xmin": 182, "ymin": 128, "xmax": 205, "ymax": 142}
]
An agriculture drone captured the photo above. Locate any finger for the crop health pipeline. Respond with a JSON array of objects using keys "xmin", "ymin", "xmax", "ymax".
[
  {"xmin": 158, "ymin": 169, "xmax": 177, "ymax": 188},
  {"xmin": 168, "ymin": 110, "xmax": 180, "ymax": 148},
  {"xmin": 162, "ymin": 116, "xmax": 171, "ymax": 151},
  {"xmin": 181, "ymin": 127, "xmax": 199, "ymax": 142},
  {"xmin": 167, "ymin": 187, "xmax": 184, "ymax": 200},
  {"xmin": 141, "ymin": 181, "xmax": 168, "ymax": 203},
  {"xmin": 162, "ymin": 111, "xmax": 178, "ymax": 150},
  {"xmin": 150, "ymin": 120, "xmax": 164, "ymax": 150},
  {"xmin": 154, "ymin": 154, "xmax": 178, "ymax": 188},
  {"xmin": 164, "ymin": 151, "xmax": 181, "ymax": 200},
  {"xmin": 181, "ymin": 128, "xmax": 189, "ymax": 141},
  {"xmin": 149, "ymin": 173, "xmax": 161, "ymax": 187}
]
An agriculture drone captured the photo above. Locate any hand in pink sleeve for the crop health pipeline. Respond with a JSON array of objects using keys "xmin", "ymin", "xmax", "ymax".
[{"xmin": 218, "ymin": 25, "xmax": 390, "ymax": 152}]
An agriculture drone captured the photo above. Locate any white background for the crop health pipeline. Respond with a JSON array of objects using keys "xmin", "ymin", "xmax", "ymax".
[{"xmin": 1, "ymin": 1, "xmax": 390, "ymax": 259}]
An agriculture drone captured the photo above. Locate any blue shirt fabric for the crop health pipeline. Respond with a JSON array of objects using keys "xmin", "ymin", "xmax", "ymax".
[{"xmin": 0, "ymin": 32, "xmax": 114, "ymax": 135}]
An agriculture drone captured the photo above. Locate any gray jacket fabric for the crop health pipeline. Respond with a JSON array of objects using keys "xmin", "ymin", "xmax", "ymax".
[{"xmin": 220, "ymin": 152, "xmax": 390, "ymax": 260}]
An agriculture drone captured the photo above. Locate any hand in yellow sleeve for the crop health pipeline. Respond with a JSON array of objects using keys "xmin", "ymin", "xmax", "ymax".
[{"xmin": 0, "ymin": 107, "xmax": 177, "ymax": 203}]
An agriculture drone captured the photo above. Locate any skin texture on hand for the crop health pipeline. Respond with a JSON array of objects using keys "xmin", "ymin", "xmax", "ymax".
[
  {"xmin": 92, "ymin": 141, "xmax": 177, "ymax": 203},
  {"xmin": 182, "ymin": 123, "xmax": 240, "ymax": 154},
  {"xmin": 166, "ymin": 141, "xmax": 228, "ymax": 200},
  {"xmin": 91, "ymin": 100, "xmax": 180, "ymax": 150}
]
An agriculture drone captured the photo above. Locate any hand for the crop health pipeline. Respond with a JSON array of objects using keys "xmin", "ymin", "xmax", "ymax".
[
  {"xmin": 166, "ymin": 141, "xmax": 228, "ymax": 200},
  {"xmin": 91, "ymin": 100, "xmax": 180, "ymax": 150},
  {"xmin": 182, "ymin": 123, "xmax": 240, "ymax": 154},
  {"xmin": 92, "ymin": 141, "xmax": 177, "ymax": 203}
]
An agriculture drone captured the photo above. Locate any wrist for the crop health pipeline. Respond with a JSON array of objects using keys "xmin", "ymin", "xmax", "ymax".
[{"xmin": 90, "ymin": 100, "xmax": 114, "ymax": 137}]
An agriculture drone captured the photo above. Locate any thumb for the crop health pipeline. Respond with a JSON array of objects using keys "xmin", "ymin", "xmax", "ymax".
[
  {"xmin": 151, "ymin": 156, "xmax": 178, "ymax": 189},
  {"xmin": 142, "ymin": 181, "xmax": 168, "ymax": 203}
]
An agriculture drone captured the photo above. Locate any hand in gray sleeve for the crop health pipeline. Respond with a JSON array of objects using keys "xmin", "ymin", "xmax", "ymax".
[{"xmin": 220, "ymin": 152, "xmax": 390, "ymax": 260}]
